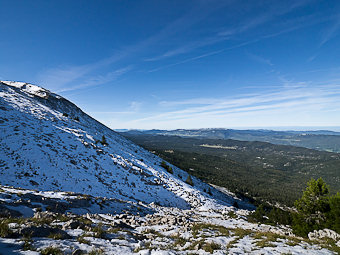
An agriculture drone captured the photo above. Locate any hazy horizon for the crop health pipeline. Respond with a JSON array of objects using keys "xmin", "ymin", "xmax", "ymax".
[{"xmin": 116, "ymin": 126, "xmax": 340, "ymax": 132}]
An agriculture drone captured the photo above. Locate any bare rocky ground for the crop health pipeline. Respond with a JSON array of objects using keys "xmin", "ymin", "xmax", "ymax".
[{"xmin": 1, "ymin": 185, "xmax": 340, "ymax": 255}]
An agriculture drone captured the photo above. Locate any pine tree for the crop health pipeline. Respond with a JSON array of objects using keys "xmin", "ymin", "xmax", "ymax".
[
  {"xmin": 185, "ymin": 175, "xmax": 194, "ymax": 186},
  {"xmin": 160, "ymin": 161, "xmax": 173, "ymax": 174},
  {"xmin": 293, "ymin": 178, "xmax": 331, "ymax": 236},
  {"xmin": 326, "ymin": 192, "xmax": 340, "ymax": 233},
  {"xmin": 101, "ymin": 135, "xmax": 108, "ymax": 146}
]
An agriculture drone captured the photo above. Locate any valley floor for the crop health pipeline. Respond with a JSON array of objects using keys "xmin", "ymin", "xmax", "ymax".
[{"xmin": 0, "ymin": 186, "xmax": 339, "ymax": 255}]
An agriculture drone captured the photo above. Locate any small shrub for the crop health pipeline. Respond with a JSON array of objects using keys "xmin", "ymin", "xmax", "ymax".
[
  {"xmin": 227, "ymin": 211, "xmax": 237, "ymax": 219},
  {"xmin": 171, "ymin": 233, "xmax": 187, "ymax": 247},
  {"xmin": 48, "ymin": 232, "xmax": 64, "ymax": 240},
  {"xmin": 173, "ymin": 236, "xmax": 187, "ymax": 247},
  {"xmin": 160, "ymin": 161, "xmax": 173, "ymax": 174},
  {"xmin": 76, "ymin": 216, "xmax": 92, "ymax": 227},
  {"xmin": 22, "ymin": 236, "xmax": 36, "ymax": 251},
  {"xmin": 117, "ymin": 234, "xmax": 125, "ymax": 240},
  {"xmin": 185, "ymin": 175, "xmax": 193, "ymax": 186},
  {"xmin": 192, "ymin": 223, "xmax": 229, "ymax": 238},
  {"xmin": 77, "ymin": 235, "xmax": 90, "ymax": 244},
  {"xmin": 100, "ymin": 135, "xmax": 108, "ymax": 146},
  {"xmin": 40, "ymin": 246, "xmax": 63, "ymax": 255},
  {"xmin": 254, "ymin": 232, "xmax": 280, "ymax": 248},
  {"xmin": 35, "ymin": 207, "xmax": 42, "ymax": 212},
  {"xmin": 88, "ymin": 248, "xmax": 104, "ymax": 255},
  {"xmin": 233, "ymin": 201, "xmax": 239, "ymax": 208},
  {"xmin": 92, "ymin": 223, "xmax": 106, "ymax": 238},
  {"xmin": 203, "ymin": 242, "xmax": 221, "ymax": 253},
  {"xmin": 0, "ymin": 221, "xmax": 12, "ymax": 238}
]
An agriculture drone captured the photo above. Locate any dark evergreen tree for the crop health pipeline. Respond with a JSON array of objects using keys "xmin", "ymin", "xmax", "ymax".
[
  {"xmin": 185, "ymin": 175, "xmax": 194, "ymax": 186},
  {"xmin": 326, "ymin": 192, "xmax": 340, "ymax": 233},
  {"xmin": 101, "ymin": 135, "xmax": 108, "ymax": 146},
  {"xmin": 293, "ymin": 178, "xmax": 331, "ymax": 236},
  {"xmin": 160, "ymin": 161, "xmax": 173, "ymax": 174}
]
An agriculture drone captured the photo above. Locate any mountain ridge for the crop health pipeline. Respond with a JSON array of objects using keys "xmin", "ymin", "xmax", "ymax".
[{"xmin": 0, "ymin": 81, "xmax": 243, "ymax": 210}]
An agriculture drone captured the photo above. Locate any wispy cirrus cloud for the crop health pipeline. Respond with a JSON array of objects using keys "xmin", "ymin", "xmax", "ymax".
[
  {"xmin": 320, "ymin": 14, "xmax": 340, "ymax": 46},
  {"xmin": 144, "ymin": 35, "xmax": 229, "ymax": 62},
  {"xmin": 37, "ymin": 0, "xmax": 231, "ymax": 93},
  {"xmin": 37, "ymin": 51, "xmax": 128, "ymax": 92},
  {"xmin": 124, "ymin": 85, "xmax": 340, "ymax": 129},
  {"xmin": 88, "ymin": 100, "xmax": 143, "ymax": 116},
  {"xmin": 218, "ymin": 0, "xmax": 312, "ymax": 37},
  {"xmin": 148, "ymin": 49, "xmax": 225, "ymax": 73},
  {"xmin": 246, "ymin": 52, "xmax": 273, "ymax": 66},
  {"xmin": 144, "ymin": 1, "xmax": 312, "ymax": 63},
  {"xmin": 147, "ymin": 13, "xmax": 328, "ymax": 74},
  {"xmin": 55, "ymin": 66, "xmax": 132, "ymax": 93}
]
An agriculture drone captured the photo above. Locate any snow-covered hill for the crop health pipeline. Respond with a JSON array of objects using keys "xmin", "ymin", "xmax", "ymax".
[
  {"xmin": 0, "ymin": 81, "xmax": 244, "ymax": 210},
  {"xmin": 1, "ymin": 81, "xmax": 340, "ymax": 254}
]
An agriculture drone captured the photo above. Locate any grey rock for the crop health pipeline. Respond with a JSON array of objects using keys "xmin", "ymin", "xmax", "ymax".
[
  {"xmin": 0, "ymin": 204, "xmax": 22, "ymax": 217},
  {"xmin": 33, "ymin": 211, "xmax": 57, "ymax": 219},
  {"xmin": 113, "ymin": 220, "xmax": 133, "ymax": 229},
  {"xmin": 19, "ymin": 224, "xmax": 70, "ymax": 238},
  {"xmin": 308, "ymin": 229, "xmax": 340, "ymax": 241},
  {"xmin": 62, "ymin": 219, "xmax": 82, "ymax": 230}
]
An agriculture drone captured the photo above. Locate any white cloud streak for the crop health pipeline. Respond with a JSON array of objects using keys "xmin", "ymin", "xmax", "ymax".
[
  {"xmin": 55, "ymin": 66, "xmax": 132, "ymax": 93},
  {"xmin": 123, "ymin": 85, "xmax": 340, "ymax": 129},
  {"xmin": 320, "ymin": 14, "xmax": 340, "ymax": 46},
  {"xmin": 37, "ymin": 0, "xmax": 230, "ymax": 93}
]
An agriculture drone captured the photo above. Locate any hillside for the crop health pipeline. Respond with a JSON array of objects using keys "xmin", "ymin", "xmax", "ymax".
[
  {"xmin": 121, "ymin": 133, "xmax": 340, "ymax": 206},
  {"xmin": 0, "ymin": 81, "xmax": 238, "ymax": 210},
  {"xmin": 0, "ymin": 81, "xmax": 339, "ymax": 254}
]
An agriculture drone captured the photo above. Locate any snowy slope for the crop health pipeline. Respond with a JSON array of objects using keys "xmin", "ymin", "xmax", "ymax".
[
  {"xmin": 1, "ymin": 81, "xmax": 339, "ymax": 254},
  {"xmin": 0, "ymin": 81, "xmax": 243, "ymax": 210}
]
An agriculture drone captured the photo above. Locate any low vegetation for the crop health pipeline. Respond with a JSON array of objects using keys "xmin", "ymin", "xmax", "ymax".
[
  {"xmin": 160, "ymin": 160, "xmax": 173, "ymax": 174},
  {"xmin": 249, "ymin": 178, "xmax": 340, "ymax": 238},
  {"xmin": 0, "ymin": 220, "xmax": 12, "ymax": 237},
  {"xmin": 40, "ymin": 246, "xmax": 63, "ymax": 255},
  {"xmin": 293, "ymin": 178, "xmax": 340, "ymax": 236}
]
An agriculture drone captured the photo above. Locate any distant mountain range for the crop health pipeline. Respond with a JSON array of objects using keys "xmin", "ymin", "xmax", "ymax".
[{"xmin": 120, "ymin": 128, "xmax": 340, "ymax": 153}]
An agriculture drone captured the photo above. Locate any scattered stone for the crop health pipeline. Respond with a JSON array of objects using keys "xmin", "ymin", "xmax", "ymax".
[
  {"xmin": 29, "ymin": 180, "xmax": 39, "ymax": 186},
  {"xmin": 62, "ymin": 219, "xmax": 82, "ymax": 230},
  {"xmin": 308, "ymin": 228, "xmax": 340, "ymax": 241},
  {"xmin": 113, "ymin": 220, "xmax": 133, "ymax": 229}
]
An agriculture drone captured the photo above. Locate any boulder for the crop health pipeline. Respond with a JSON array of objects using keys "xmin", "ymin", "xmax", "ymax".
[
  {"xmin": 0, "ymin": 204, "xmax": 22, "ymax": 217},
  {"xmin": 19, "ymin": 224, "xmax": 70, "ymax": 238}
]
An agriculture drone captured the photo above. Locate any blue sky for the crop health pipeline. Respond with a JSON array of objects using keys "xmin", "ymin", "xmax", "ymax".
[{"xmin": 1, "ymin": 0, "xmax": 340, "ymax": 130}]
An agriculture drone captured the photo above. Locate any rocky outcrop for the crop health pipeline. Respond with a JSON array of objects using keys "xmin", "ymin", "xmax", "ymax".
[{"xmin": 308, "ymin": 228, "xmax": 340, "ymax": 242}]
